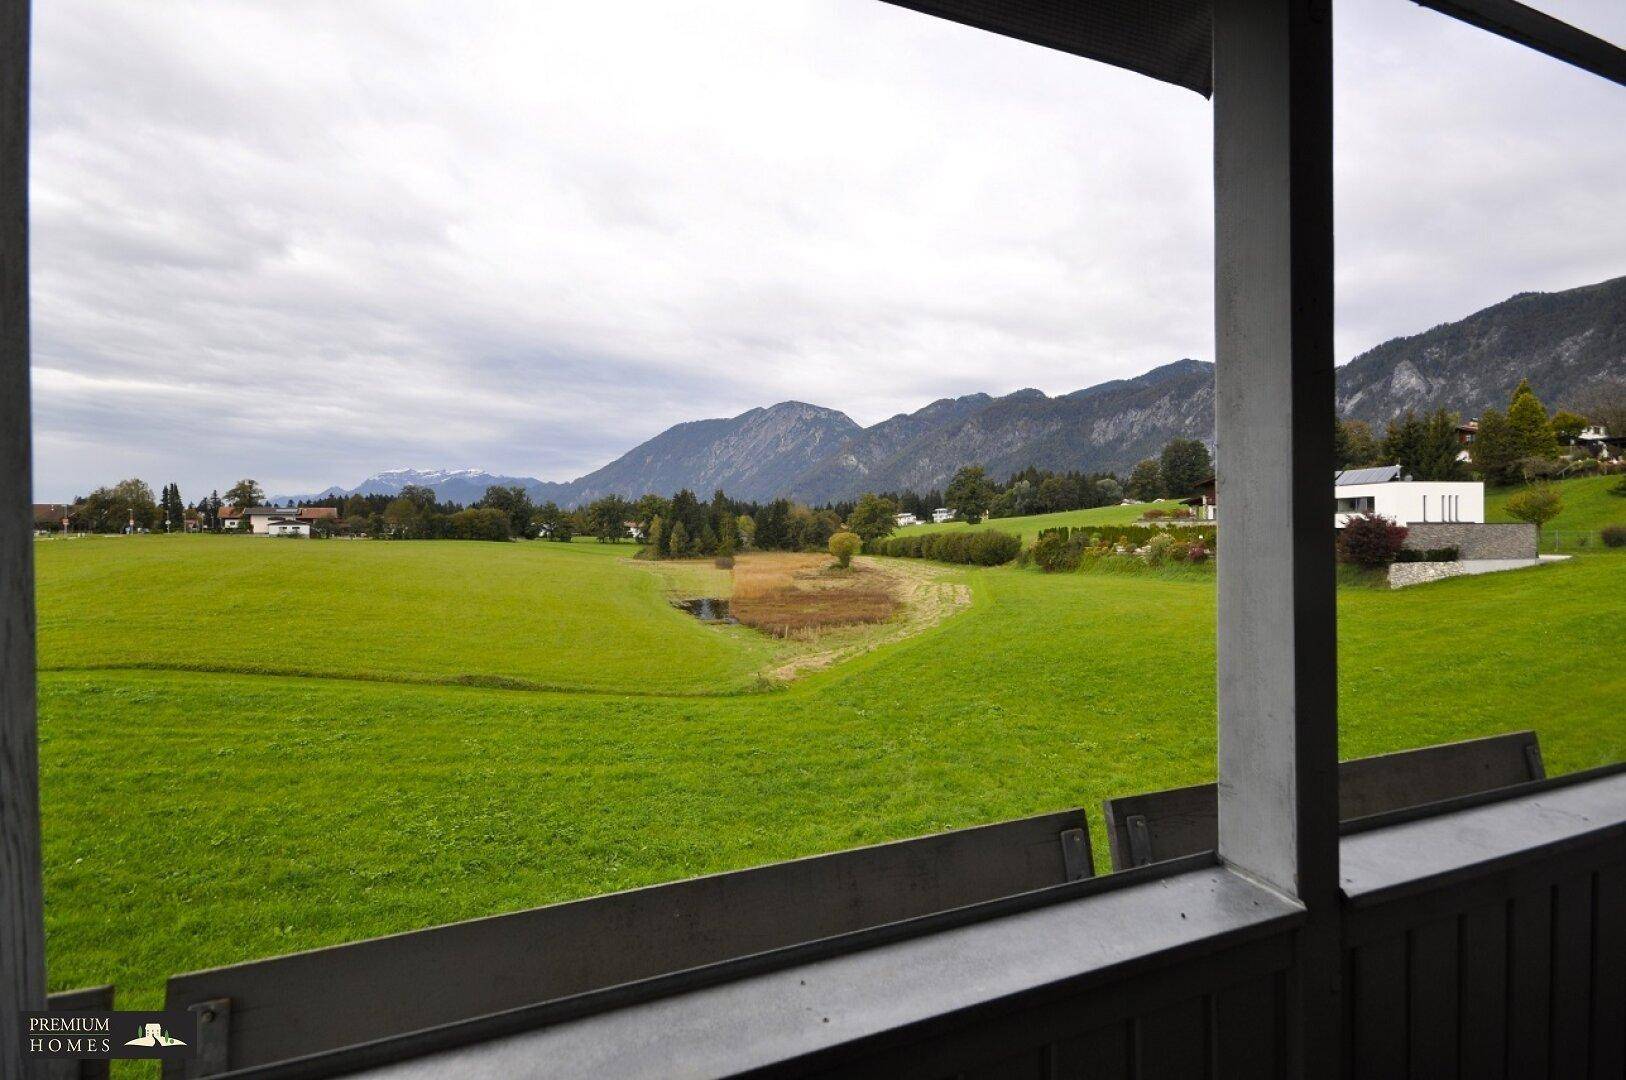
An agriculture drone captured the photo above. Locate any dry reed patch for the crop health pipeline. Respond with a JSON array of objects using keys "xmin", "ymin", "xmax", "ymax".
[{"xmin": 730, "ymin": 554, "xmax": 898, "ymax": 636}]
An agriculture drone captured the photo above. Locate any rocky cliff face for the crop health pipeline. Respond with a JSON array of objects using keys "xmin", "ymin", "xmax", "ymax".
[
  {"xmin": 296, "ymin": 275, "xmax": 1623, "ymax": 507},
  {"xmin": 786, "ymin": 360, "xmax": 1216, "ymax": 501},
  {"xmin": 1335, "ymin": 275, "xmax": 1626, "ymax": 423},
  {"xmin": 563, "ymin": 401, "xmax": 862, "ymax": 504}
]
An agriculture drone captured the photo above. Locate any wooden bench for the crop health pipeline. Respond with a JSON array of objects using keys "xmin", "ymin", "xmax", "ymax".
[
  {"xmin": 1103, "ymin": 732, "xmax": 1544, "ymax": 871},
  {"xmin": 163, "ymin": 809, "xmax": 1092, "ymax": 1077}
]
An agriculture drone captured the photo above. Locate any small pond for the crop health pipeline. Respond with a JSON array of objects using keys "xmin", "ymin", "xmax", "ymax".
[{"xmin": 672, "ymin": 597, "xmax": 735, "ymax": 623}]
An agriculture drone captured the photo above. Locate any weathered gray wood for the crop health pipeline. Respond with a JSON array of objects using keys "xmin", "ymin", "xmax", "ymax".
[
  {"xmin": 1212, "ymin": 1, "xmax": 1339, "ymax": 1072},
  {"xmin": 1339, "ymin": 767, "xmax": 1626, "ymax": 906},
  {"xmin": 1413, "ymin": 0, "xmax": 1626, "ymax": 87},
  {"xmin": 1212, "ymin": 973, "xmax": 1281, "ymax": 1080},
  {"xmin": 1134, "ymin": 995, "xmax": 1208, "ymax": 1080},
  {"xmin": 1549, "ymin": 874, "xmax": 1593, "ymax": 1078},
  {"xmin": 875, "ymin": 1, "xmax": 1213, "ymax": 96},
  {"xmin": 1506, "ymin": 886, "xmax": 1552, "ymax": 1080},
  {"xmin": 45, "ymin": 986, "xmax": 114, "ymax": 1080},
  {"xmin": 1406, "ymin": 918, "xmax": 1458, "ymax": 1077},
  {"xmin": 1350, "ymin": 936, "xmax": 1406, "ymax": 1079},
  {"xmin": 1050, "ymin": 1022, "xmax": 1130, "ymax": 1080},
  {"xmin": 1, "ymin": 1, "xmax": 45, "ymax": 1077},
  {"xmin": 164, "ymin": 810, "xmax": 1091, "ymax": 1073},
  {"xmin": 325, "ymin": 865, "xmax": 1298, "ymax": 1080},
  {"xmin": 1103, "ymin": 731, "xmax": 1545, "ymax": 870},
  {"xmin": 1591, "ymin": 863, "xmax": 1626, "ymax": 1079},
  {"xmin": 1458, "ymin": 903, "xmax": 1508, "ymax": 1080}
]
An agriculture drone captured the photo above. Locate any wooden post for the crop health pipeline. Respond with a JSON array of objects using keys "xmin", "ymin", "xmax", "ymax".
[
  {"xmin": 1212, "ymin": 0, "xmax": 1340, "ymax": 1072},
  {"xmin": 1, "ymin": 0, "xmax": 46, "ymax": 1075}
]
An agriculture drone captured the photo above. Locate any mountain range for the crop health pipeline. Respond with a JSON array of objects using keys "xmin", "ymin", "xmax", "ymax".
[{"xmin": 281, "ymin": 274, "xmax": 1626, "ymax": 507}]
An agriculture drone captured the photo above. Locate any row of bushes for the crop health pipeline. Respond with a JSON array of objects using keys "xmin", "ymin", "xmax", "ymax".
[
  {"xmin": 863, "ymin": 530, "xmax": 1022, "ymax": 566},
  {"xmin": 1026, "ymin": 526, "xmax": 1212, "ymax": 572},
  {"xmin": 1037, "ymin": 523, "xmax": 1217, "ymax": 549},
  {"xmin": 1393, "ymin": 547, "xmax": 1460, "ymax": 563}
]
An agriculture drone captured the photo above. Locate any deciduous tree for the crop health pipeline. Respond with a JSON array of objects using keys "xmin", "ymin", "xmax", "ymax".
[
  {"xmin": 1158, "ymin": 439, "xmax": 1212, "ymax": 499},
  {"xmin": 828, "ymin": 531, "xmax": 861, "ymax": 569},
  {"xmin": 1502, "ymin": 483, "xmax": 1563, "ymax": 536},
  {"xmin": 945, "ymin": 466, "xmax": 995, "ymax": 524},
  {"xmin": 225, "ymin": 479, "xmax": 264, "ymax": 508},
  {"xmin": 845, "ymin": 493, "xmax": 899, "ymax": 542}
]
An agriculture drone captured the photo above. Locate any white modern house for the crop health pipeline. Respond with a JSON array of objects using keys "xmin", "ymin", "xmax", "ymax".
[
  {"xmin": 1333, "ymin": 465, "xmax": 1484, "ymax": 527},
  {"xmin": 266, "ymin": 519, "xmax": 312, "ymax": 538},
  {"xmin": 894, "ymin": 512, "xmax": 920, "ymax": 528},
  {"xmin": 931, "ymin": 507, "xmax": 955, "ymax": 524}
]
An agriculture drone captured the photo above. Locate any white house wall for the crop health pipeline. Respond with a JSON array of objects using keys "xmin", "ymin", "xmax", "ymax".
[{"xmin": 1334, "ymin": 481, "xmax": 1483, "ymax": 527}]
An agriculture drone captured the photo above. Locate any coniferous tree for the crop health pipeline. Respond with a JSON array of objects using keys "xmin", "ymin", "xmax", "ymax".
[
  {"xmin": 1507, "ymin": 380, "xmax": 1559, "ymax": 461},
  {"xmin": 667, "ymin": 521, "xmax": 690, "ymax": 558},
  {"xmin": 1470, "ymin": 408, "xmax": 1520, "ymax": 485},
  {"xmin": 1125, "ymin": 458, "xmax": 1162, "ymax": 501},
  {"xmin": 645, "ymin": 515, "xmax": 664, "ymax": 558}
]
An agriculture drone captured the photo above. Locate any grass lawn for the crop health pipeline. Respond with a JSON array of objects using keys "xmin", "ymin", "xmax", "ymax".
[
  {"xmin": 34, "ymin": 535, "xmax": 775, "ymax": 694},
  {"xmin": 34, "ymin": 536, "xmax": 1624, "ymax": 1012},
  {"xmin": 895, "ymin": 500, "xmax": 1184, "ymax": 544},
  {"xmin": 1486, "ymin": 473, "xmax": 1626, "ymax": 551}
]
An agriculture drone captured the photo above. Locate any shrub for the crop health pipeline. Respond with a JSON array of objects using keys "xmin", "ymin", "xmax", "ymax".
[
  {"xmin": 968, "ymin": 530, "xmax": 1022, "ymax": 566},
  {"xmin": 1603, "ymin": 524, "xmax": 1626, "ymax": 548},
  {"xmin": 1185, "ymin": 541, "xmax": 1210, "ymax": 563},
  {"xmin": 828, "ymin": 531, "xmax": 861, "ymax": 569},
  {"xmin": 714, "ymin": 555, "xmax": 735, "ymax": 569},
  {"xmin": 1611, "ymin": 475, "xmax": 1626, "ymax": 497},
  {"xmin": 1143, "ymin": 508, "xmax": 1167, "ymax": 520},
  {"xmin": 1145, "ymin": 533, "xmax": 1176, "ymax": 566},
  {"xmin": 1337, "ymin": 514, "xmax": 1408, "ymax": 568},
  {"xmin": 1502, "ymin": 484, "xmax": 1563, "ymax": 534}
]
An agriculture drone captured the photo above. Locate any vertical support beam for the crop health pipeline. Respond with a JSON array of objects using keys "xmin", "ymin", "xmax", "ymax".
[
  {"xmin": 1212, "ymin": 0, "xmax": 1339, "ymax": 1073},
  {"xmin": 1, "ymin": 0, "xmax": 46, "ymax": 1075}
]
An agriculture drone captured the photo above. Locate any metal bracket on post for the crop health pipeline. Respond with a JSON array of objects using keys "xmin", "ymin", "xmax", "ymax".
[
  {"xmin": 182, "ymin": 998, "xmax": 230, "ymax": 1079},
  {"xmin": 1059, "ymin": 828, "xmax": 1090, "ymax": 881},
  {"xmin": 1126, "ymin": 815, "xmax": 1153, "ymax": 867}
]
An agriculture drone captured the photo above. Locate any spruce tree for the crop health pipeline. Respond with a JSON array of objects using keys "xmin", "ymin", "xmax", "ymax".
[
  {"xmin": 1381, "ymin": 411, "xmax": 1426, "ymax": 475},
  {"xmin": 646, "ymin": 515, "xmax": 664, "ymax": 558},
  {"xmin": 1470, "ymin": 409, "xmax": 1519, "ymax": 485},
  {"xmin": 1507, "ymin": 380, "xmax": 1558, "ymax": 461},
  {"xmin": 667, "ymin": 521, "xmax": 689, "ymax": 558}
]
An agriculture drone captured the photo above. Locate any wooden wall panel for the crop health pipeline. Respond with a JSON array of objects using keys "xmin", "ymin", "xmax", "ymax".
[{"xmin": 1343, "ymin": 849, "xmax": 1626, "ymax": 1080}]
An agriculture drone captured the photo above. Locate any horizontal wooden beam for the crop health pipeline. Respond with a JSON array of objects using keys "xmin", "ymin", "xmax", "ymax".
[
  {"xmin": 877, "ymin": 0, "xmax": 1213, "ymax": 95},
  {"xmin": 1414, "ymin": 0, "xmax": 1626, "ymax": 87}
]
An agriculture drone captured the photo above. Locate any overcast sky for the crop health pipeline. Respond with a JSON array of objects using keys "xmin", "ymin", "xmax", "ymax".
[{"xmin": 29, "ymin": 1, "xmax": 1626, "ymax": 500}]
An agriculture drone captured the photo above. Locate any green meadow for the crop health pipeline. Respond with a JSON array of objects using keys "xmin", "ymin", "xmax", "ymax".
[
  {"xmin": 34, "ymin": 518, "xmax": 1626, "ymax": 1011},
  {"xmin": 895, "ymin": 499, "xmax": 1182, "ymax": 543},
  {"xmin": 1486, "ymin": 473, "xmax": 1626, "ymax": 550}
]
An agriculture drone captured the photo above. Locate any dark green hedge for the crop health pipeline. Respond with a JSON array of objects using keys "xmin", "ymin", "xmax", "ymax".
[{"xmin": 865, "ymin": 530, "xmax": 1022, "ymax": 566}]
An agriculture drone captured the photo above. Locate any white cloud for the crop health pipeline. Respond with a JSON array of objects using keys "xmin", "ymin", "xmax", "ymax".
[{"xmin": 29, "ymin": 0, "xmax": 1626, "ymax": 499}]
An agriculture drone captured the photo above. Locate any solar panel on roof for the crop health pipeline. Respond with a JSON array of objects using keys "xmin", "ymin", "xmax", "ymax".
[{"xmin": 1334, "ymin": 465, "xmax": 1403, "ymax": 486}]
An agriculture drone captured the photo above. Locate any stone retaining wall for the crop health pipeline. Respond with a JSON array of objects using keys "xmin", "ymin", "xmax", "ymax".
[
  {"xmin": 1388, "ymin": 561, "xmax": 1471, "ymax": 589},
  {"xmin": 1403, "ymin": 522, "xmax": 1537, "ymax": 560}
]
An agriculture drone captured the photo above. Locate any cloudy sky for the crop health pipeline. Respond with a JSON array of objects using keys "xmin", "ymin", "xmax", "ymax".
[{"xmin": 29, "ymin": 1, "xmax": 1626, "ymax": 500}]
